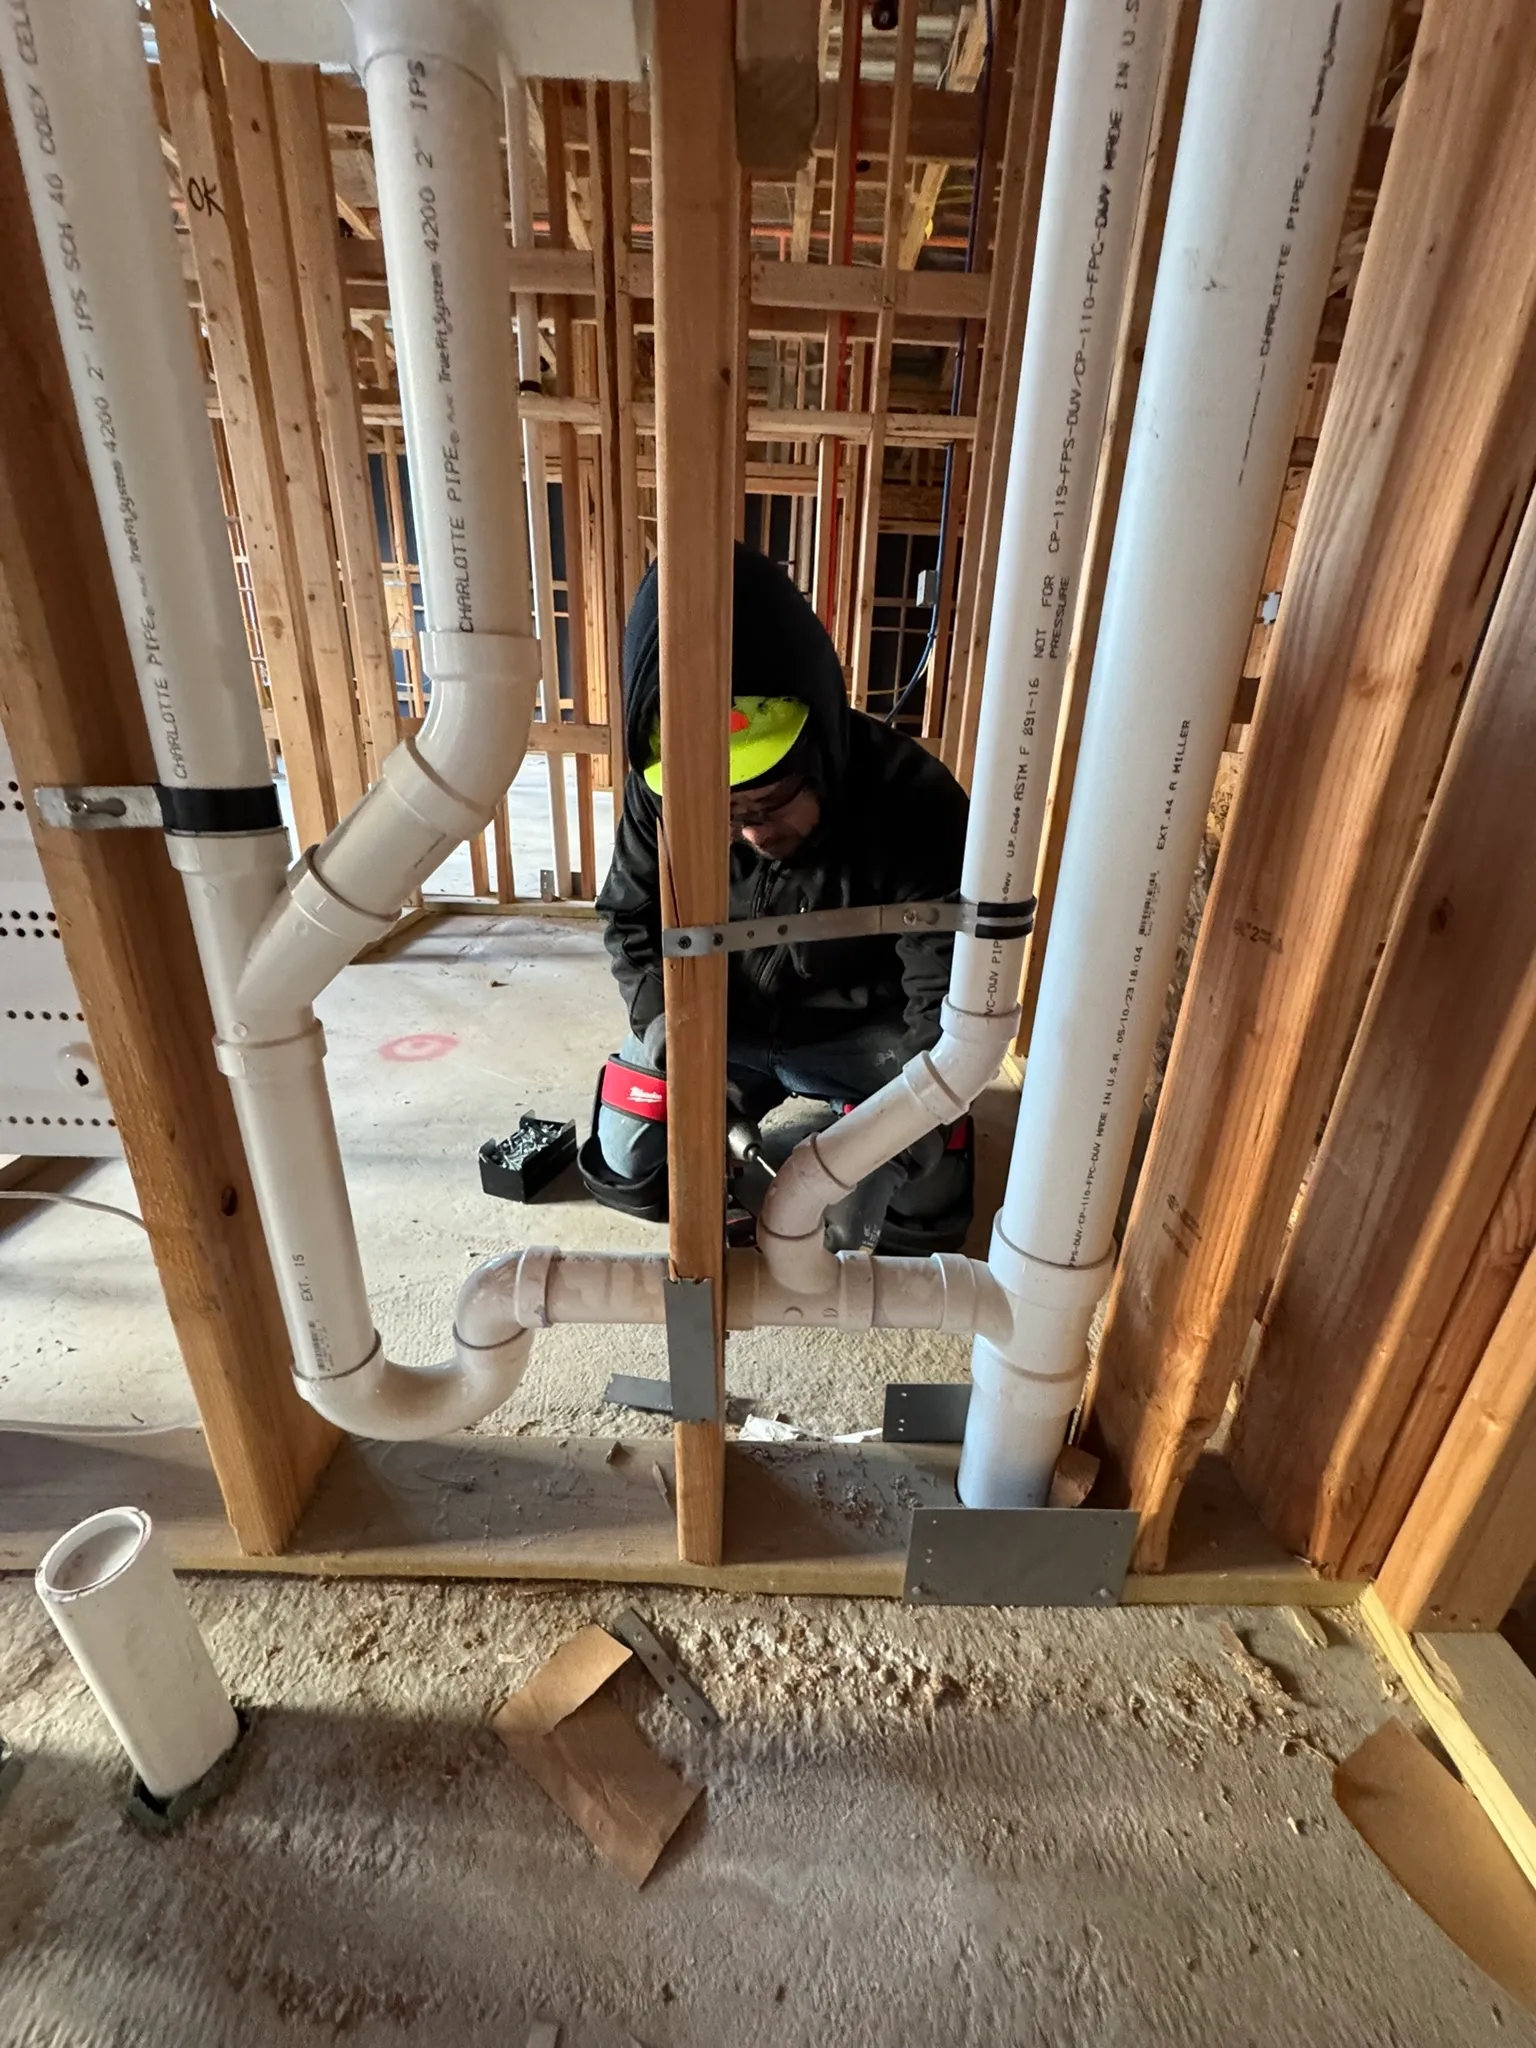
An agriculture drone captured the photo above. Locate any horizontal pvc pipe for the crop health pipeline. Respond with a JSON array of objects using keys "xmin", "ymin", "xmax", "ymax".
[
  {"xmin": 760, "ymin": 0, "xmax": 1167, "ymax": 1294},
  {"xmin": 960, "ymin": 0, "xmax": 1391, "ymax": 1509},
  {"xmin": 36, "ymin": 1508, "xmax": 238, "ymax": 1800},
  {"xmin": 0, "ymin": 0, "xmax": 272, "ymax": 792}
]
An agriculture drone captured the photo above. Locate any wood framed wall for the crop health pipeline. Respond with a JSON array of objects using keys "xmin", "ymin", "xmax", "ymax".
[{"xmin": 6, "ymin": 0, "xmax": 1536, "ymax": 1634}]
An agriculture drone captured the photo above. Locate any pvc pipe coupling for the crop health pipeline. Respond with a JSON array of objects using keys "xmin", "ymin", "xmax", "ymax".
[
  {"xmin": 346, "ymin": 0, "xmax": 504, "ymax": 89},
  {"xmin": 958, "ymin": 1221, "xmax": 1116, "ymax": 1508}
]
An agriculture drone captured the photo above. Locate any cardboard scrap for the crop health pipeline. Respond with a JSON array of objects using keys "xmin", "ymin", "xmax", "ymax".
[
  {"xmin": 492, "ymin": 1625, "xmax": 702, "ymax": 1888},
  {"xmin": 1334, "ymin": 1717, "xmax": 1536, "ymax": 2013},
  {"xmin": 1048, "ymin": 1443, "xmax": 1100, "ymax": 1509}
]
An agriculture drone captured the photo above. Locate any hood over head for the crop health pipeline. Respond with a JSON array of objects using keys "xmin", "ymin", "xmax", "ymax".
[{"xmin": 620, "ymin": 543, "xmax": 850, "ymax": 803}]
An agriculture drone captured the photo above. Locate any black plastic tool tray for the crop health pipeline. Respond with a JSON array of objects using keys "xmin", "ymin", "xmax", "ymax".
[{"xmin": 479, "ymin": 1116, "xmax": 578, "ymax": 1201}]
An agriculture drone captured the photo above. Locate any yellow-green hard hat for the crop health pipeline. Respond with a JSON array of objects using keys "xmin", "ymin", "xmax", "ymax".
[{"xmin": 642, "ymin": 695, "xmax": 808, "ymax": 794}]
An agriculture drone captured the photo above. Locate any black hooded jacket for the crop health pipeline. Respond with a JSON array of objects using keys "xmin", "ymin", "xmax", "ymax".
[{"xmin": 596, "ymin": 546, "xmax": 969, "ymax": 1057}]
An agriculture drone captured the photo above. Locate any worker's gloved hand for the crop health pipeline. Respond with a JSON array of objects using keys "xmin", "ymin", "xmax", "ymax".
[{"xmin": 640, "ymin": 1013, "xmax": 667, "ymax": 1073}]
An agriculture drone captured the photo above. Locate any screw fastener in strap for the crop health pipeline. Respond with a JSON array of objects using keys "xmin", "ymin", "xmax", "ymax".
[{"xmin": 660, "ymin": 896, "xmax": 1035, "ymax": 958}]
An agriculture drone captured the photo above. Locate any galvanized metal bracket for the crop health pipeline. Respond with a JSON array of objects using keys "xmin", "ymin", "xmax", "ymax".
[
  {"xmin": 33, "ymin": 784, "xmax": 161, "ymax": 831},
  {"xmin": 662, "ymin": 1275, "xmax": 720, "ymax": 1424},
  {"xmin": 603, "ymin": 1372, "xmax": 675, "ymax": 1416},
  {"xmin": 903, "ymin": 1507, "xmax": 1140, "ymax": 1608},
  {"xmin": 609, "ymin": 1607, "xmax": 722, "ymax": 1733},
  {"xmin": 882, "ymin": 1381, "xmax": 972, "ymax": 1443},
  {"xmin": 661, "ymin": 894, "xmax": 1035, "ymax": 959}
]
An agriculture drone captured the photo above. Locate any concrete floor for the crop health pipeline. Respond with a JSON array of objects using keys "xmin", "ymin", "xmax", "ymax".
[
  {"xmin": 1, "ymin": 1576, "xmax": 1527, "ymax": 2047},
  {"xmin": 2, "ymin": 908, "xmax": 1526, "ymax": 2046}
]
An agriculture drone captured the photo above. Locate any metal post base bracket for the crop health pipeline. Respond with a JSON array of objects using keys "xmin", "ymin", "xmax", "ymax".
[
  {"xmin": 663, "ymin": 1275, "xmax": 719, "ymax": 1425},
  {"xmin": 883, "ymin": 1381, "xmax": 972, "ymax": 1443},
  {"xmin": 904, "ymin": 1507, "xmax": 1139, "ymax": 1607}
]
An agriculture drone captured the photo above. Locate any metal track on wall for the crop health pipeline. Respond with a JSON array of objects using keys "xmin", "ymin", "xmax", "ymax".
[{"xmin": 0, "ymin": 728, "xmax": 120, "ymax": 1157}]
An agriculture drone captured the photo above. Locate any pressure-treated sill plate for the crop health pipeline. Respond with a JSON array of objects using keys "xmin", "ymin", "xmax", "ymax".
[{"xmin": 904, "ymin": 1507, "xmax": 1140, "ymax": 1607}]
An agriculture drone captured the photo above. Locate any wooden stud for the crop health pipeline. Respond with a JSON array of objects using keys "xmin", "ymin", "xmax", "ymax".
[
  {"xmin": 378, "ymin": 422, "xmax": 424, "ymax": 717},
  {"xmin": 544, "ymin": 83, "xmax": 600, "ymax": 897},
  {"xmin": 0, "ymin": 97, "xmax": 335, "ymax": 1553},
  {"xmin": 586, "ymin": 81, "xmax": 634, "ymax": 768},
  {"xmin": 217, "ymin": 26, "xmax": 365, "ymax": 818},
  {"xmin": 847, "ymin": 0, "xmax": 919, "ymax": 711},
  {"xmin": 652, "ymin": 0, "xmax": 740, "ymax": 1565},
  {"xmin": 812, "ymin": 0, "xmax": 859, "ymax": 628},
  {"xmin": 922, "ymin": 0, "xmax": 1017, "ymax": 736},
  {"xmin": 269, "ymin": 64, "xmax": 399, "ymax": 785},
  {"xmin": 1374, "ymin": 1249, "xmax": 1536, "ymax": 1632},
  {"xmin": 943, "ymin": 0, "xmax": 1064, "ymax": 781},
  {"xmin": 1016, "ymin": 0, "xmax": 1198, "ymax": 1050},
  {"xmin": 153, "ymin": 0, "xmax": 335, "ymax": 847},
  {"xmin": 468, "ymin": 828, "xmax": 491, "ymax": 898},
  {"xmin": 900, "ymin": 3, "xmax": 989, "ymax": 268},
  {"xmin": 1090, "ymin": 0, "xmax": 1536, "ymax": 1570},
  {"xmin": 1349, "ymin": 1108, "xmax": 1536, "ymax": 1583},
  {"xmin": 492, "ymin": 799, "xmax": 515, "ymax": 903},
  {"xmin": 1228, "ymin": 480, "xmax": 1536, "ymax": 1575}
]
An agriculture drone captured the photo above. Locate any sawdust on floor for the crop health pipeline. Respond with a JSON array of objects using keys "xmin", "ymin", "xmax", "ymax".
[{"xmin": 0, "ymin": 1574, "xmax": 1527, "ymax": 2048}]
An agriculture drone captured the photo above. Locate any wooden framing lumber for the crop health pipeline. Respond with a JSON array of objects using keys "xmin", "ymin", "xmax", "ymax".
[
  {"xmin": 1091, "ymin": 0, "xmax": 1536, "ymax": 1571},
  {"xmin": 812, "ymin": 0, "xmax": 859, "ymax": 631},
  {"xmin": 0, "ymin": 1432, "xmax": 1360, "ymax": 1610},
  {"xmin": 1372, "ymin": 1250, "xmax": 1536, "ymax": 1632},
  {"xmin": 901, "ymin": 3, "xmax": 989, "ymax": 268},
  {"xmin": 1229, "ymin": 480, "xmax": 1536, "ymax": 1576},
  {"xmin": 269, "ymin": 63, "xmax": 399, "ymax": 785},
  {"xmin": 847, "ymin": 0, "xmax": 918, "ymax": 710},
  {"xmin": 943, "ymin": 0, "xmax": 1064, "ymax": 782},
  {"xmin": 651, "ymin": 0, "xmax": 739, "ymax": 1564},
  {"xmin": 1360, "ymin": 1590, "xmax": 1536, "ymax": 1889},
  {"xmin": 1347, "ymin": 1110, "xmax": 1536, "ymax": 1581},
  {"xmin": 0, "ymin": 99, "xmax": 335, "ymax": 1554},
  {"xmin": 218, "ymin": 28, "xmax": 365, "ymax": 817},
  {"xmin": 543, "ymin": 83, "xmax": 600, "ymax": 896},
  {"xmin": 586, "ymin": 81, "xmax": 635, "ymax": 741},
  {"xmin": 154, "ymin": 0, "xmax": 336, "ymax": 848}
]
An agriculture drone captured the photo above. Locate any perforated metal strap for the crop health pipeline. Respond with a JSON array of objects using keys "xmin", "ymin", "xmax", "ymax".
[{"xmin": 660, "ymin": 895, "xmax": 1035, "ymax": 958}]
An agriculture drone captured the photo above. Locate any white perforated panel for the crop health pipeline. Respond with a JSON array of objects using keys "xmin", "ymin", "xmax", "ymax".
[{"xmin": 0, "ymin": 727, "xmax": 121, "ymax": 1156}]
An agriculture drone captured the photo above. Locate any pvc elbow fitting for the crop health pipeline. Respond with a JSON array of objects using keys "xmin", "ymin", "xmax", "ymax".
[{"xmin": 298, "ymin": 1253, "xmax": 536, "ymax": 1438}]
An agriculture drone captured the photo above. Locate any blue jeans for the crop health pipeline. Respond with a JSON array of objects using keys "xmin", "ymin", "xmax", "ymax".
[{"xmin": 595, "ymin": 1015, "xmax": 969, "ymax": 1245}]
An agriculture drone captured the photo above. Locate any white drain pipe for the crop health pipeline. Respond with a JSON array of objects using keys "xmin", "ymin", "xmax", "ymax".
[
  {"xmin": 37, "ymin": 1509, "xmax": 238, "ymax": 1801},
  {"xmin": 958, "ymin": 0, "xmax": 1392, "ymax": 1507},
  {"xmin": 759, "ymin": 0, "xmax": 1171, "ymax": 1295},
  {"xmin": 1, "ymin": 0, "xmax": 538, "ymax": 1438}
]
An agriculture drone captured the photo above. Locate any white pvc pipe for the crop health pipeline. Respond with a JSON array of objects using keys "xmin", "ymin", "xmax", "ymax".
[
  {"xmin": 0, "ymin": 0, "xmax": 272, "ymax": 796},
  {"xmin": 305, "ymin": 1245, "xmax": 1014, "ymax": 1440},
  {"xmin": 759, "ymin": 0, "xmax": 1169, "ymax": 1295},
  {"xmin": 506, "ymin": 71, "xmax": 573, "ymax": 897},
  {"xmin": 36, "ymin": 1508, "xmax": 238, "ymax": 1801},
  {"xmin": 960, "ymin": 0, "xmax": 1391, "ymax": 1508},
  {"xmin": 4, "ymin": 0, "xmax": 547, "ymax": 1436}
]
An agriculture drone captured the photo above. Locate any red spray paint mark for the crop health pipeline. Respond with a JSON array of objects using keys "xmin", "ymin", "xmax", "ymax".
[{"xmin": 379, "ymin": 1032, "xmax": 459, "ymax": 1063}]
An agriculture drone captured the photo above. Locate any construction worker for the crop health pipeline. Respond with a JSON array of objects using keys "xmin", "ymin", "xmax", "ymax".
[{"xmin": 579, "ymin": 544, "xmax": 973, "ymax": 1253}]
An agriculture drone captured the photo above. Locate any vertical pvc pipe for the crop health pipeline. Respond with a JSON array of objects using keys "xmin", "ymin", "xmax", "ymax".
[
  {"xmin": 351, "ymin": 0, "xmax": 528, "ymax": 641},
  {"xmin": 962, "ymin": 0, "xmax": 1391, "ymax": 1508},
  {"xmin": 758, "ymin": 0, "xmax": 1170, "ymax": 1292},
  {"xmin": 950, "ymin": 0, "xmax": 1171, "ymax": 1020},
  {"xmin": 37, "ymin": 1509, "xmax": 238, "ymax": 1801}
]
